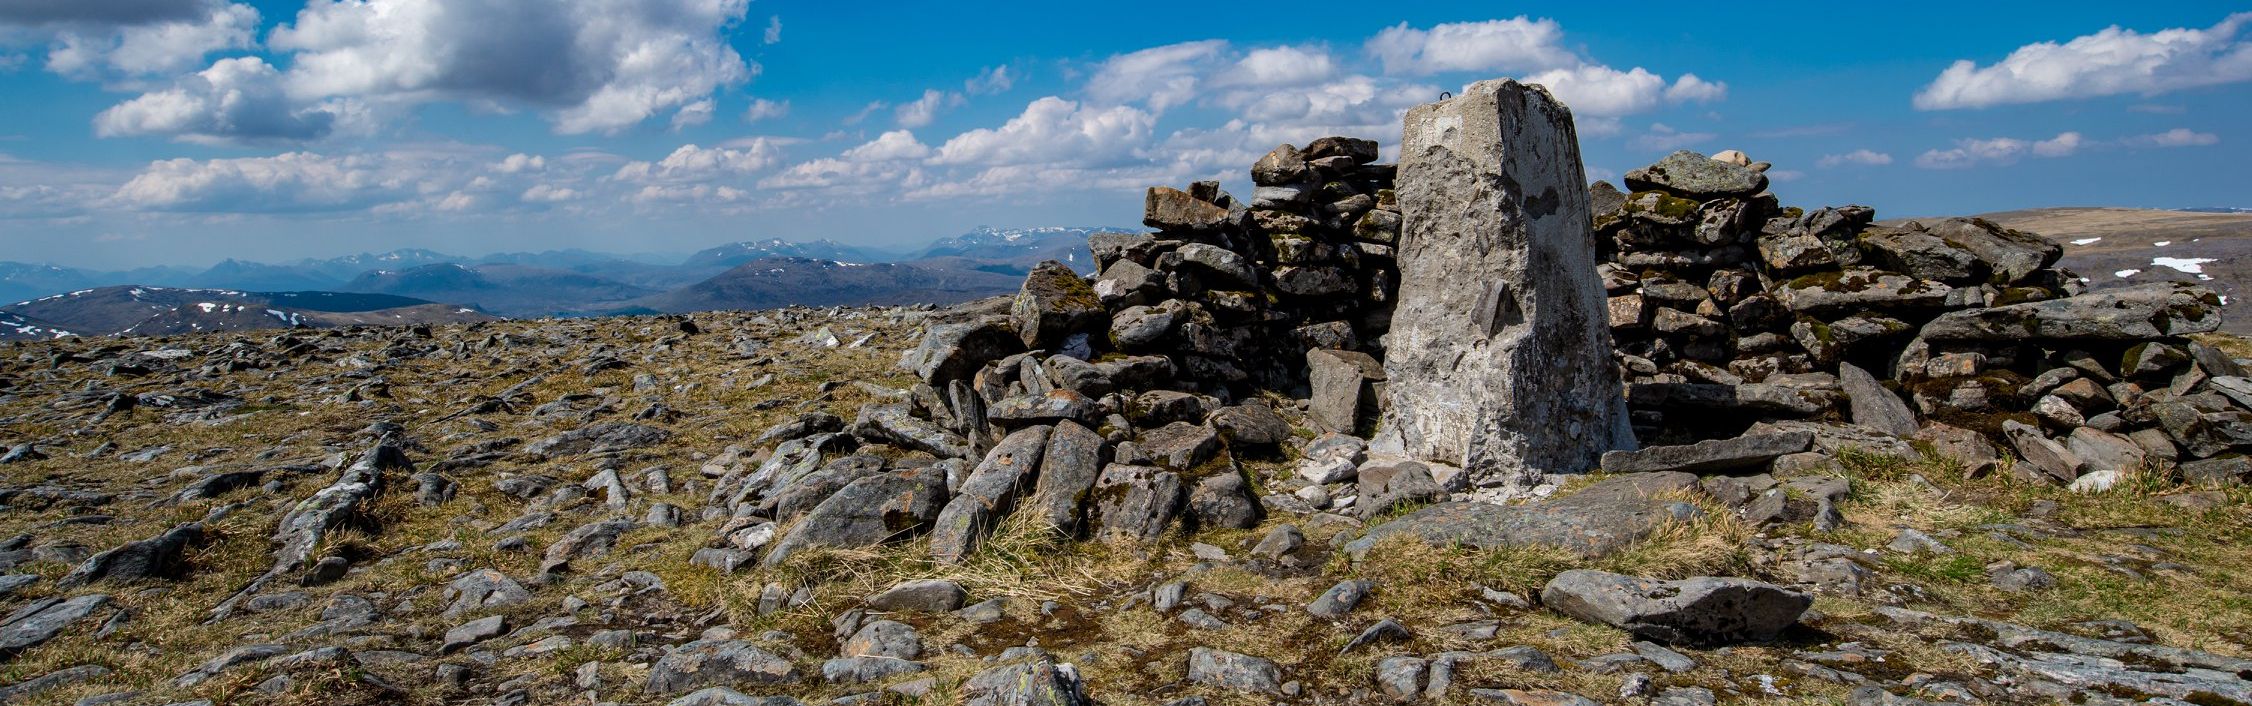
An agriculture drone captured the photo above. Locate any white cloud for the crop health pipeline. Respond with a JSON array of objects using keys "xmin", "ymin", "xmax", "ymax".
[
  {"xmin": 1915, "ymin": 12, "xmax": 2252, "ymax": 109},
  {"xmin": 1365, "ymin": 19, "xmax": 1723, "ymax": 118},
  {"xmin": 841, "ymin": 130, "xmax": 931, "ymax": 162},
  {"xmin": 2032, "ymin": 131, "xmax": 2082, "ymax": 157},
  {"xmin": 114, "ymin": 151, "xmax": 426, "ymax": 212},
  {"xmin": 672, "ymin": 98, "xmax": 715, "ymax": 131},
  {"xmin": 895, "ymin": 89, "xmax": 964, "ymax": 128},
  {"xmin": 762, "ymin": 15, "xmax": 780, "ymax": 45},
  {"xmin": 1914, "ymin": 131, "xmax": 2082, "ymax": 169},
  {"xmin": 843, "ymin": 101, "xmax": 887, "ymax": 125},
  {"xmin": 966, "ymin": 65, "xmax": 1014, "ymax": 95},
  {"xmin": 521, "ymin": 183, "xmax": 579, "ymax": 202},
  {"xmin": 92, "ymin": 57, "xmax": 370, "ymax": 144},
  {"xmin": 1816, "ymin": 149, "xmax": 1893, "ymax": 167},
  {"xmin": 119, "ymin": 0, "xmax": 761, "ymax": 140},
  {"xmin": 494, "ymin": 154, "xmax": 545, "ymax": 173},
  {"xmin": 1215, "ymin": 75, "xmax": 1432, "ymax": 148},
  {"xmin": 1523, "ymin": 65, "xmax": 1668, "ymax": 117},
  {"xmin": 1630, "ymin": 123, "xmax": 1714, "ymax": 151},
  {"xmin": 931, "ymin": 97, "xmax": 1155, "ymax": 168},
  {"xmin": 2125, "ymin": 127, "xmax": 2220, "ymax": 147},
  {"xmin": 1365, "ymin": 18, "xmax": 1577, "ymax": 75},
  {"xmin": 1084, "ymin": 40, "xmax": 1226, "ymax": 112},
  {"xmin": 631, "ymin": 183, "xmax": 752, "ymax": 204},
  {"xmin": 743, "ymin": 98, "xmax": 789, "ymax": 122},
  {"xmin": 613, "ymin": 140, "xmax": 785, "ymax": 182},
  {"xmin": 1222, "ymin": 45, "xmax": 1335, "ymax": 88},
  {"xmin": 3, "ymin": 0, "xmax": 258, "ymax": 80},
  {"xmin": 1663, "ymin": 74, "xmax": 1727, "ymax": 103},
  {"xmin": 0, "ymin": 0, "xmax": 215, "ymax": 26},
  {"xmin": 759, "ymin": 131, "xmax": 932, "ymax": 191},
  {"xmin": 37, "ymin": 1, "xmax": 258, "ymax": 78}
]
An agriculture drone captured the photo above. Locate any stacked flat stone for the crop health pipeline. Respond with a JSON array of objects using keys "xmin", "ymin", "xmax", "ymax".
[
  {"xmin": 1596, "ymin": 149, "xmax": 2243, "ymax": 486},
  {"xmin": 706, "ymin": 136, "xmax": 1405, "ymax": 572}
]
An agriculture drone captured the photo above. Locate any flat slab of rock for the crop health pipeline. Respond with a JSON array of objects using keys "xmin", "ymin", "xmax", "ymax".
[
  {"xmin": 527, "ymin": 422, "xmax": 670, "ymax": 456},
  {"xmin": 0, "ymin": 594, "xmax": 108, "ymax": 655},
  {"xmin": 866, "ymin": 579, "xmax": 966, "ymax": 613},
  {"xmin": 1599, "ymin": 432, "xmax": 1813, "ymax": 475},
  {"xmin": 1541, "ymin": 569, "xmax": 1811, "ymax": 645},
  {"xmin": 1920, "ymin": 282, "xmax": 2223, "ymax": 341},
  {"xmin": 962, "ymin": 659, "xmax": 1089, "ymax": 706},
  {"xmin": 645, "ymin": 639, "xmax": 800, "ymax": 695},
  {"xmin": 929, "ymin": 426, "xmax": 1049, "ymax": 564},
  {"xmin": 764, "ymin": 466, "xmax": 948, "ymax": 567},
  {"xmin": 1346, "ymin": 472, "xmax": 1698, "ymax": 559},
  {"xmin": 1626, "ymin": 382, "xmax": 1827, "ymax": 417},
  {"xmin": 60, "ymin": 521, "xmax": 204, "ymax": 587},
  {"xmin": 1838, "ymin": 362, "xmax": 1917, "ymax": 437},
  {"xmin": 1186, "ymin": 647, "xmax": 1281, "ymax": 693},
  {"xmin": 1382, "ymin": 78, "xmax": 1628, "ymax": 485},
  {"xmin": 1625, "ymin": 149, "xmax": 1768, "ymax": 199}
]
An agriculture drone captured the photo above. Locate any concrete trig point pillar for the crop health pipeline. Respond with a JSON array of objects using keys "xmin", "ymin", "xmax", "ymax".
[{"xmin": 1378, "ymin": 78, "xmax": 1634, "ymax": 488}]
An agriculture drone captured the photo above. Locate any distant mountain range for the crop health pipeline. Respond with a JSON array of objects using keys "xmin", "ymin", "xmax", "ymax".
[
  {"xmin": 0, "ymin": 226, "xmax": 1128, "ymax": 339},
  {"xmin": 0, "ymin": 286, "xmax": 497, "ymax": 340}
]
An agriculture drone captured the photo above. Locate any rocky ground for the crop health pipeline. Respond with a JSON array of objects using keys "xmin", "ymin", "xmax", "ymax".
[
  {"xmin": 1978, "ymin": 207, "xmax": 2252, "ymax": 335},
  {"xmin": 0, "ymin": 309, "xmax": 2246, "ymax": 705},
  {"xmin": 3, "ymin": 111, "xmax": 2251, "ymax": 706}
]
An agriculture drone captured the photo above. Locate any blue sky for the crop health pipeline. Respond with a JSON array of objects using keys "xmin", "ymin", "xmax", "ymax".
[{"xmin": 1, "ymin": 1, "xmax": 2249, "ymax": 269}]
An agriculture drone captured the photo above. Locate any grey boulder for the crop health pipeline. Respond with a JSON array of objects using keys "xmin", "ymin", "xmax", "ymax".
[{"xmin": 1541, "ymin": 570, "xmax": 1810, "ymax": 645}]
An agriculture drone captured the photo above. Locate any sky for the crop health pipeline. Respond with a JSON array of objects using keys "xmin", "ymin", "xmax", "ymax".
[{"xmin": 1, "ymin": 1, "xmax": 2249, "ymax": 270}]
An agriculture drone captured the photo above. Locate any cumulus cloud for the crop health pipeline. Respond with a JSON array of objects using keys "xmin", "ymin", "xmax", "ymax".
[
  {"xmin": 759, "ymin": 131, "xmax": 931, "ymax": 192},
  {"xmin": 613, "ymin": 139, "xmax": 785, "ymax": 182},
  {"xmin": 762, "ymin": 15, "xmax": 780, "ymax": 45},
  {"xmin": 0, "ymin": 0, "xmax": 214, "ymax": 26},
  {"xmin": 274, "ymin": 0, "xmax": 754, "ymax": 135},
  {"xmin": 1914, "ymin": 132, "xmax": 2083, "ymax": 169},
  {"xmin": 1216, "ymin": 75, "xmax": 1433, "ymax": 146},
  {"xmin": 1365, "ymin": 19, "xmax": 1723, "ymax": 118},
  {"xmin": 520, "ymin": 183, "xmax": 578, "ymax": 202},
  {"xmin": 966, "ymin": 65, "xmax": 1014, "ymax": 95},
  {"xmin": 895, "ymin": 89, "xmax": 964, "ymax": 128},
  {"xmin": 1365, "ymin": 18, "xmax": 1577, "ymax": 75},
  {"xmin": 96, "ymin": 143, "xmax": 602, "ymax": 216},
  {"xmin": 1915, "ymin": 12, "xmax": 2252, "ymax": 109},
  {"xmin": 1817, "ymin": 149, "xmax": 1893, "ymax": 167},
  {"xmin": 2032, "ymin": 132, "xmax": 2084, "ymax": 157},
  {"xmin": 841, "ymin": 130, "xmax": 931, "ymax": 162},
  {"xmin": 493, "ymin": 154, "xmax": 545, "ymax": 173},
  {"xmin": 672, "ymin": 98, "xmax": 715, "ymax": 131},
  {"xmin": 93, "ymin": 57, "xmax": 368, "ymax": 144},
  {"xmin": 1221, "ymin": 45, "xmax": 1335, "ymax": 88},
  {"xmin": 2125, "ymin": 127, "xmax": 2220, "ymax": 147},
  {"xmin": 114, "ymin": 151, "xmax": 423, "ymax": 212},
  {"xmin": 1663, "ymin": 74, "xmax": 1728, "ymax": 103},
  {"xmin": 931, "ymin": 97, "xmax": 1155, "ymax": 168},
  {"xmin": 90, "ymin": 0, "xmax": 757, "ymax": 143},
  {"xmin": 6, "ymin": 0, "xmax": 259, "ymax": 79},
  {"xmin": 1084, "ymin": 40, "xmax": 1226, "ymax": 112},
  {"xmin": 1523, "ymin": 65, "xmax": 1668, "ymax": 116},
  {"xmin": 743, "ymin": 98, "xmax": 789, "ymax": 122}
]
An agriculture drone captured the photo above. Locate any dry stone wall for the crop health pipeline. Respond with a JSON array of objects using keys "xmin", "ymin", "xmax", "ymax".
[{"xmin": 1594, "ymin": 148, "xmax": 2239, "ymax": 487}]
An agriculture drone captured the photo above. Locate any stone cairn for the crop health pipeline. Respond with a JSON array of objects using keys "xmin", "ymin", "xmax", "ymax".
[
  {"xmin": 693, "ymin": 137, "xmax": 1410, "ymax": 572},
  {"xmin": 702, "ymin": 118, "xmax": 2242, "ymax": 575},
  {"xmin": 1594, "ymin": 148, "xmax": 2241, "ymax": 488}
]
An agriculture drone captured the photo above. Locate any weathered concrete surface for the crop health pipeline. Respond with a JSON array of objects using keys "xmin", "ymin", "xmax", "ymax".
[{"xmin": 1381, "ymin": 78, "xmax": 1631, "ymax": 487}]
